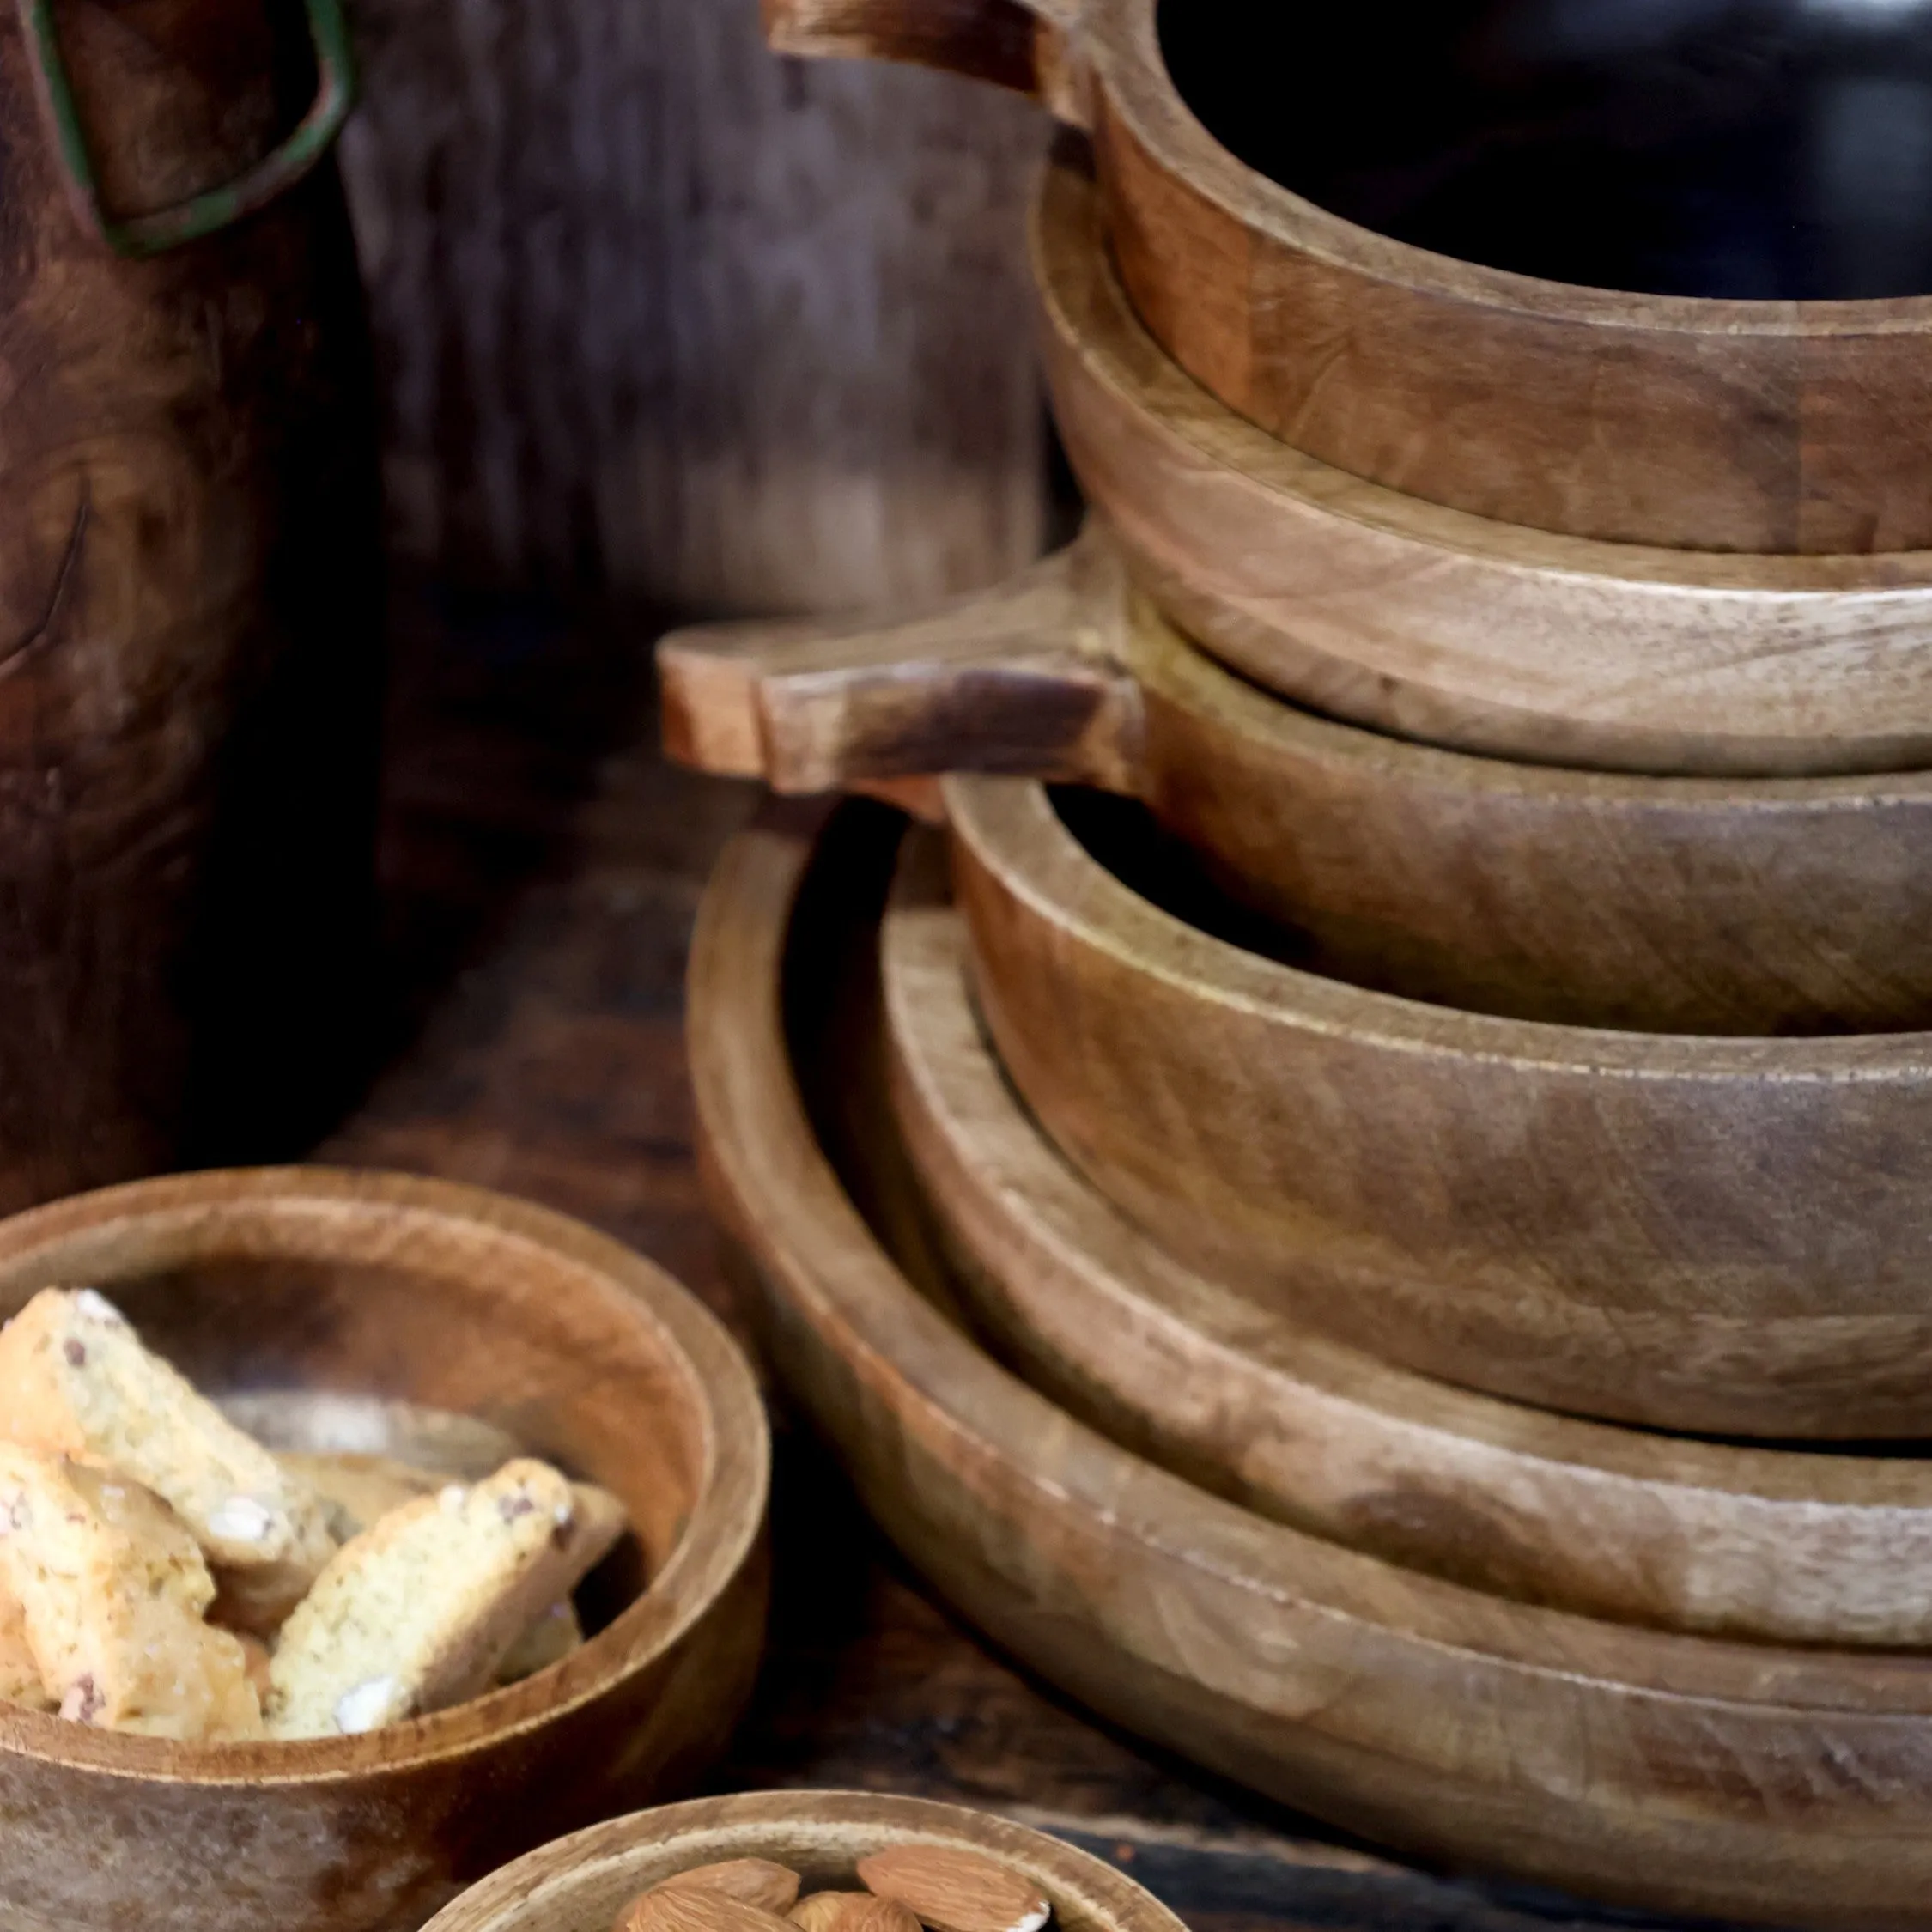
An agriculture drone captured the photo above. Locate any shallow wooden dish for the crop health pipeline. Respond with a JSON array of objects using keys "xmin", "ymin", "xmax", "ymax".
[
  {"xmin": 660, "ymin": 523, "xmax": 1932, "ymax": 1036},
  {"xmin": 423, "ymin": 1789, "xmax": 1185, "ymax": 1932},
  {"xmin": 883, "ymin": 858, "xmax": 1932, "ymax": 1646},
  {"xmin": 0, "ymin": 1167, "xmax": 771, "ymax": 1932},
  {"xmin": 945, "ymin": 776, "xmax": 1932, "ymax": 1437},
  {"xmin": 1034, "ymin": 151, "xmax": 1932, "ymax": 780},
  {"xmin": 690, "ymin": 798, "xmax": 1932, "ymax": 1928},
  {"xmin": 772, "ymin": 0, "xmax": 1932, "ymax": 557}
]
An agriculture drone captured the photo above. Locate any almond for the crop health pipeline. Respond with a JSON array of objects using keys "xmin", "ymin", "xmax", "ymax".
[
  {"xmin": 659, "ymin": 1862, "xmax": 804, "ymax": 1916},
  {"xmin": 620, "ymin": 1883, "xmax": 800, "ymax": 1932},
  {"xmin": 857, "ymin": 1848, "xmax": 1051, "ymax": 1932},
  {"xmin": 792, "ymin": 1895, "xmax": 923, "ymax": 1932}
]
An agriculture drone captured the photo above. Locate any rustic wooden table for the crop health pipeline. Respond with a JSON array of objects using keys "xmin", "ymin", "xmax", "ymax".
[{"xmin": 325, "ymin": 586, "xmax": 1747, "ymax": 1932}]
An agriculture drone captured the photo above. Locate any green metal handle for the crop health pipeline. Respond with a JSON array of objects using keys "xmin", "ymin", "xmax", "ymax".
[{"xmin": 18, "ymin": 0, "xmax": 355, "ymax": 258}]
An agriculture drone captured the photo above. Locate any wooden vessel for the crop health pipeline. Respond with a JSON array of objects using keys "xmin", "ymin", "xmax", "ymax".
[
  {"xmin": 772, "ymin": 0, "xmax": 1932, "ymax": 557},
  {"xmin": 0, "ymin": 0, "xmax": 383, "ymax": 1211},
  {"xmin": 0, "ymin": 1167, "xmax": 771, "ymax": 1932},
  {"xmin": 425, "ymin": 1789, "xmax": 1187, "ymax": 1932},
  {"xmin": 690, "ymin": 795, "xmax": 1932, "ymax": 1929},
  {"xmin": 882, "ymin": 856, "xmax": 1932, "ymax": 1647},
  {"xmin": 1034, "ymin": 152, "xmax": 1932, "ymax": 780},
  {"xmin": 661, "ymin": 526, "xmax": 1932, "ymax": 1036},
  {"xmin": 944, "ymin": 775, "xmax": 1932, "ymax": 1437}
]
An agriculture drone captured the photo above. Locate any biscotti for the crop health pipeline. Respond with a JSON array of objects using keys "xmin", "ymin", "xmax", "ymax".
[
  {"xmin": 266, "ymin": 1459, "xmax": 627, "ymax": 1737},
  {"xmin": 0, "ymin": 1444, "xmax": 263, "ymax": 1740},
  {"xmin": 278, "ymin": 1450, "xmax": 442, "ymax": 1545},
  {"xmin": 0, "ymin": 1585, "xmax": 51, "ymax": 1711},
  {"xmin": 0, "ymin": 1288, "xmax": 336, "ymax": 1628}
]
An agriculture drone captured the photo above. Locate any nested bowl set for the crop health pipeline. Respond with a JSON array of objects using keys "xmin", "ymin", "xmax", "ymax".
[{"xmin": 665, "ymin": 1, "xmax": 1932, "ymax": 1921}]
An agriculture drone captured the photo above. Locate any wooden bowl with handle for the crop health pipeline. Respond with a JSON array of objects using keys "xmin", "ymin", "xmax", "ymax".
[
  {"xmin": 422, "ymin": 1789, "xmax": 1188, "ymax": 1932},
  {"xmin": 946, "ymin": 775, "xmax": 1932, "ymax": 1438},
  {"xmin": 882, "ymin": 845, "xmax": 1932, "ymax": 1647},
  {"xmin": 1033, "ymin": 149, "xmax": 1932, "ymax": 781},
  {"xmin": 690, "ymin": 796, "xmax": 1932, "ymax": 1929},
  {"xmin": 0, "ymin": 1166, "xmax": 771, "ymax": 1932},
  {"xmin": 769, "ymin": 0, "xmax": 1932, "ymax": 558},
  {"xmin": 660, "ymin": 522, "xmax": 1932, "ymax": 1037}
]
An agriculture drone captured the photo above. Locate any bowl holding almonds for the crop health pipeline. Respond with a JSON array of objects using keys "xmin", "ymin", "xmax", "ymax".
[
  {"xmin": 0, "ymin": 1168, "xmax": 770, "ymax": 1932},
  {"xmin": 422, "ymin": 1790, "xmax": 1188, "ymax": 1932}
]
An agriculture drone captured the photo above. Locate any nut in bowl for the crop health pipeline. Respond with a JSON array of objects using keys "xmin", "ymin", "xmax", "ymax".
[
  {"xmin": 0, "ymin": 1167, "xmax": 770, "ymax": 1932},
  {"xmin": 422, "ymin": 1791, "xmax": 1188, "ymax": 1932}
]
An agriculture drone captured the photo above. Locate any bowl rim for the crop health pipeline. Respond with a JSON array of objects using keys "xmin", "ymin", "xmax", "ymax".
[
  {"xmin": 420, "ymin": 1787, "xmax": 1194, "ymax": 1932},
  {"xmin": 0, "ymin": 1164, "xmax": 769, "ymax": 1787}
]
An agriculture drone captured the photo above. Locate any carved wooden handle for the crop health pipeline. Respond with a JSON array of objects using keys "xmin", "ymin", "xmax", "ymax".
[
  {"xmin": 762, "ymin": 0, "xmax": 1092, "ymax": 126},
  {"xmin": 658, "ymin": 526, "xmax": 1144, "ymax": 797}
]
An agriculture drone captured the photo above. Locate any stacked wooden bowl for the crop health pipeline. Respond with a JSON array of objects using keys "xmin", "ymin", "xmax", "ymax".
[{"xmin": 670, "ymin": 12, "xmax": 1932, "ymax": 1917}]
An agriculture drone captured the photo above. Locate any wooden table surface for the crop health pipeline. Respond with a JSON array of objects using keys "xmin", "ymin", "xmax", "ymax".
[{"xmin": 325, "ymin": 584, "xmax": 1755, "ymax": 1932}]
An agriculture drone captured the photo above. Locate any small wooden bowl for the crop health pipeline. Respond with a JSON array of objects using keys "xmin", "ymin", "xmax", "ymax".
[
  {"xmin": 948, "ymin": 775, "xmax": 1932, "ymax": 1438},
  {"xmin": 422, "ymin": 1789, "xmax": 1188, "ymax": 1932},
  {"xmin": 690, "ymin": 798, "xmax": 1932, "ymax": 1929},
  {"xmin": 1035, "ymin": 151, "xmax": 1932, "ymax": 781},
  {"xmin": 769, "ymin": 0, "xmax": 1932, "ymax": 559},
  {"xmin": 0, "ymin": 1167, "xmax": 771, "ymax": 1932},
  {"xmin": 882, "ymin": 854, "xmax": 1932, "ymax": 1647},
  {"xmin": 659, "ymin": 521, "xmax": 1932, "ymax": 1036}
]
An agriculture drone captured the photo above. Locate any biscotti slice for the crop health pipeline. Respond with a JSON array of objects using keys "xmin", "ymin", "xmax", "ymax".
[
  {"xmin": 266, "ymin": 1459, "xmax": 627, "ymax": 1738},
  {"xmin": 495, "ymin": 1596, "xmax": 584, "ymax": 1683},
  {"xmin": 277, "ymin": 1450, "xmax": 441, "ymax": 1545},
  {"xmin": 0, "ymin": 1584, "xmax": 52, "ymax": 1710},
  {"xmin": 0, "ymin": 1444, "xmax": 262, "ymax": 1740},
  {"xmin": 0, "ymin": 1288, "xmax": 336, "ymax": 1627}
]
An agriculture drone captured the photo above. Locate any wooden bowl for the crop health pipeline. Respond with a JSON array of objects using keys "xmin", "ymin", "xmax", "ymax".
[
  {"xmin": 1034, "ymin": 150, "xmax": 1932, "ymax": 781},
  {"xmin": 771, "ymin": 0, "xmax": 1932, "ymax": 558},
  {"xmin": 882, "ymin": 851, "xmax": 1932, "ymax": 1647},
  {"xmin": 422, "ymin": 1789, "xmax": 1187, "ymax": 1932},
  {"xmin": 946, "ymin": 775, "xmax": 1932, "ymax": 1437},
  {"xmin": 659, "ymin": 523, "xmax": 1932, "ymax": 1036},
  {"xmin": 690, "ymin": 797, "xmax": 1932, "ymax": 1929},
  {"xmin": 0, "ymin": 1167, "xmax": 771, "ymax": 1932}
]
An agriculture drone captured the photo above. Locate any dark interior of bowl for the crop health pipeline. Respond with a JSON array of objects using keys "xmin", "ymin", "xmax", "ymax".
[
  {"xmin": 1159, "ymin": 0, "xmax": 1932, "ymax": 298},
  {"xmin": 0, "ymin": 1225, "xmax": 708, "ymax": 1639}
]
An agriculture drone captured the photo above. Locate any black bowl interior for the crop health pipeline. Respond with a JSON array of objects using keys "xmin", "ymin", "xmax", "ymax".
[{"xmin": 1160, "ymin": 0, "xmax": 1932, "ymax": 298}]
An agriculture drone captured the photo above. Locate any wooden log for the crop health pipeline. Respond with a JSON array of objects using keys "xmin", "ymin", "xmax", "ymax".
[
  {"xmin": 766, "ymin": 0, "xmax": 1932, "ymax": 554},
  {"xmin": 689, "ymin": 795, "xmax": 1932, "ymax": 1929}
]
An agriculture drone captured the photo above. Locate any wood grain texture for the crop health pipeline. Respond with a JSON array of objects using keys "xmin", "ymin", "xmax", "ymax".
[
  {"xmin": 338, "ymin": 0, "xmax": 1047, "ymax": 608},
  {"xmin": 883, "ymin": 860, "xmax": 1932, "ymax": 1647},
  {"xmin": 426, "ymin": 1790, "xmax": 1186, "ymax": 1932},
  {"xmin": 770, "ymin": 0, "xmax": 1932, "ymax": 554},
  {"xmin": 0, "ymin": 1166, "xmax": 769, "ymax": 1932},
  {"xmin": 1036, "ymin": 150, "xmax": 1932, "ymax": 778},
  {"xmin": 659, "ymin": 524, "xmax": 1932, "ymax": 1037},
  {"xmin": 947, "ymin": 775, "xmax": 1932, "ymax": 1437},
  {"xmin": 0, "ymin": 0, "xmax": 384, "ymax": 1209},
  {"xmin": 690, "ymin": 797, "xmax": 1932, "ymax": 1929}
]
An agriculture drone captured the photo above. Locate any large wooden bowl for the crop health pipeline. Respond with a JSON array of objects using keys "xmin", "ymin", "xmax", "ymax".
[
  {"xmin": 882, "ymin": 854, "xmax": 1932, "ymax": 1647},
  {"xmin": 660, "ymin": 526, "xmax": 1932, "ymax": 1036},
  {"xmin": 946, "ymin": 775, "xmax": 1932, "ymax": 1437},
  {"xmin": 423, "ymin": 1789, "xmax": 1186, "ymax": 1932},
  {"xmin": 770, "ymin": 0, "xmax": 1932, "ymax": 558},
  {"xmin": 0, "ymin": 1167, "xmax": 771, "ymax": 1932},
  {"xmin": 1034, "ymin": 151, "xmax": 1932, "ymax": 781},
  {"xmin": 690, "ymin": 797, "xmax": 1932, "ymax": 1929}
]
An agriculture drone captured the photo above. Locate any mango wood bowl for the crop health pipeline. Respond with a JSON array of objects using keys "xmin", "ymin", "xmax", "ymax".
[
  {"xmin": 882, "ymin": 850, "xmax": 1932, "ymax": 1647},
  {"xmin": 1033, "ymin": 151, "xmax": 1932, "ymax": 781},
  {"xmin": 771, "ymin": 0, "xmax": 1932, "ymax": 559},
  {"xmin": 690, "ymin": 797, "xmax": 1932, "ymax": 1929},
  {"xmin": 947, "ymin": 775, "xmax": 1932, "ymax": 1438},
  {"xmin": 0, "ymin": 1167, "xmax": 771, "ymax": 1932},
  {"xmin": 660, "ymin": 522, "xmax": 1932, "ymax": 1037},
  {"xmin": 422, "ymin": 1789, "xmax": 1187, "ymax": 1932}
]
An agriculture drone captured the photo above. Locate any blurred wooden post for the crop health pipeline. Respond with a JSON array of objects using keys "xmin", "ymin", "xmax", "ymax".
[{"xmin": 337, "ymin": 0, "xmax": 1049, "ymax": 611}]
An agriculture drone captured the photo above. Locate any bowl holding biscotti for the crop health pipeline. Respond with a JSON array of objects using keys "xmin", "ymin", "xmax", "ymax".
[
  {"xmin": 0, "ymin": 1166, "xmax": 770, "ymax": 1932},
  {"xmin": 422, "ymin": 1789, "xmax": 1186, "ymax": 1932}
]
